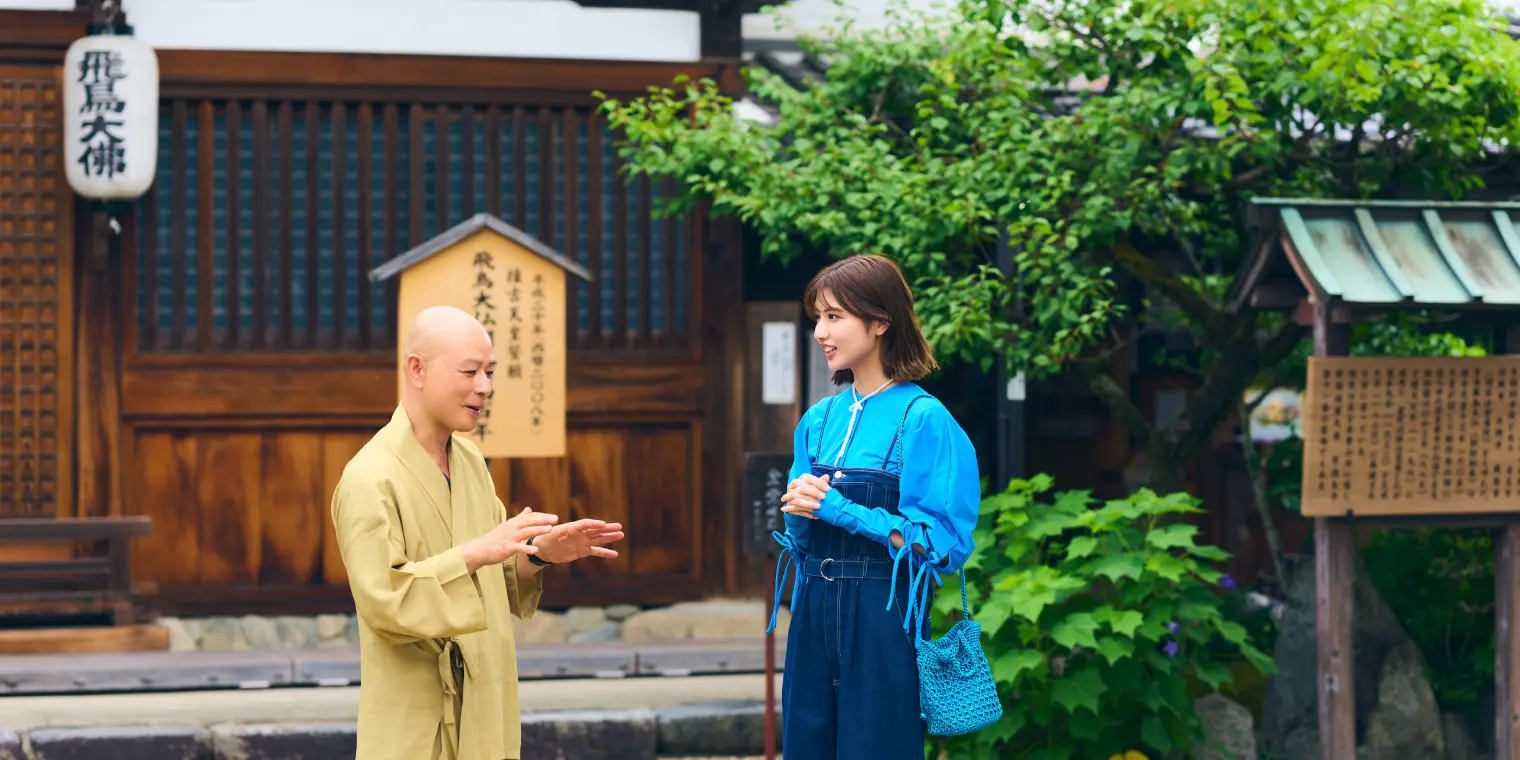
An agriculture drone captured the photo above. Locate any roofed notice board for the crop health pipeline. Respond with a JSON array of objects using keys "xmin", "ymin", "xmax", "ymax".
[{"xmin": 1301, "ymin": 356, "xmax": 1520, "ymax": 517}]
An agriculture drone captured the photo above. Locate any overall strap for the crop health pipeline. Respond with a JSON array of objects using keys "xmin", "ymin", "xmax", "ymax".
[
  {"xmin": 885, "ymin": 393, "xmax": 934, "ymax": 471},
  {"xmin": 810, "ymin": 392, "xmax": 844, "ymax": 464}
]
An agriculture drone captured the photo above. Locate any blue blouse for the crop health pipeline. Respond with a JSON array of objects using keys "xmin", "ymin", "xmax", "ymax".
[{"xmin": 783, "ymin": 382, "xmax": 981, "ymax": 575}]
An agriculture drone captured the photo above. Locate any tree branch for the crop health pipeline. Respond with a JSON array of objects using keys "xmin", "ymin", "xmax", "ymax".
[
  {"xmin": 1074, "ymin": 355, "xmax": 1154, "ymax": 443},
  {"xmin": 1112, "ymin": 240, "xmax": 1226, "ymax": 339},
  {"xmin": 1162, "ymin": 317, "xmax": 1308, "ymax": 459}
]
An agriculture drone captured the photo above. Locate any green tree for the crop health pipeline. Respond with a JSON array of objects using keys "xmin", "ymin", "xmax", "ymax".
[{"xmin": 597, "ymin": 0, "xmax": 1520, "ymax": 494}]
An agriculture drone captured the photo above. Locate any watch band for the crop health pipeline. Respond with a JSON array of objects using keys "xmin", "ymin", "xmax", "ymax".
[{"xmin": 526, "ymin": 536, "xmax": 554, "ymax": 567}]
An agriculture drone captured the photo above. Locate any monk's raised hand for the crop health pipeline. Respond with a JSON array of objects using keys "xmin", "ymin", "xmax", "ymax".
[
  {"xmin": 534, "ymin": 519, "xmax": 626, "ymax": 563},
  {"xmin": 780, "ymin": 473, "xmax": 830, "ymax": 519},
  {"xmin": 463, "ymin": 507, "xmax": 559, "ymax": 571}
]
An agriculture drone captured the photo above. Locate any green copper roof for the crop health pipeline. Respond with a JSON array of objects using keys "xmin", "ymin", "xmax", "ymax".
[{"xmin": 1231, "ymin": 198, "xmax": 1520, "ymax": 311}]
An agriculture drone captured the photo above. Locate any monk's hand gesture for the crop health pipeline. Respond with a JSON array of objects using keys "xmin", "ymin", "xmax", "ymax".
[
  {"xmin": 532, "ymin": 518, "xmax": 626, "ymax": 564},
  {"xmin": 462, "ymin": 507, "xmax": 559, "ymax": 573},
  {"xmin": 781, "ymin": 473, "xmax": 830, "ymax": 520}
]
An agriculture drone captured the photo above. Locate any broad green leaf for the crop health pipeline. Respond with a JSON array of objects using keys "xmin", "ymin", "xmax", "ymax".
[
  {"xmin": 1142, "ymin": 714, "xmax": 1173, "ymax": 754},
  {"xmin": 1191, "ymin": 657, "xmax": 1234, "ymax": 690},
  {"xmin": 1089, "ymin": 553, "xmax": 1146, "ymax": 583},
  {"xmin": 1146, "ymin": 554, "xmax": 1189, "ymax": 582},
  {"xmin": 1051, "ymin": 667, "xmax": 1108, "ymax": 715},
  {"xmin": 1066, "ymin": 536, "xmax": 1099, "ymax": 559},
  {"xmin": 1051, "ymin": 612, "xmax": 1101, "ymax": 649},
  {"xmin": 1146, "ymin": 523, "xmax": 1199, "ymax": 550},
  {"xmin": 995, "ymin": 647, "xmax": 1047, "ymax": 683},
  {"xmin": 1096, "ymin": 635, "xmax": 1135, "ymax": 665},
  {"xmin": 1107, "ymin": 609, "xmax": 1146, "ymax": 638}
]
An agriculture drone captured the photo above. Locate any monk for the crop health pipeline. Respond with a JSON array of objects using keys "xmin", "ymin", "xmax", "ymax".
[{"xmin": 331, "ymin": 305, "xmax": 625, "ymax": 760}]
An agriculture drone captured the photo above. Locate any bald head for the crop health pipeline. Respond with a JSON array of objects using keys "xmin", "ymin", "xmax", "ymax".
[
  {"xmin": 401, "ymin": 306, "xmax": 496, "ymax": 435},
  {"xmin": 404, "ymin": 305, "xmax": 492, "ymax": 359}
]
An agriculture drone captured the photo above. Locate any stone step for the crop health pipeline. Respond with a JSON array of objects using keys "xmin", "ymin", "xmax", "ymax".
[
  {"xmin": 0, "ymin": 702, "xmax": 783, "ymax": 759},
  {"xmin": 0, "ymin": 637, "xmax": 787, "ymax": 696}
]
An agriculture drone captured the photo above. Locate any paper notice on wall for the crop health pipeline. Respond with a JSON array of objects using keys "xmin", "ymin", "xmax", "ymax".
[{"xmin": 762, "ymin": 321, "xmax": 796, "ymax": 405}]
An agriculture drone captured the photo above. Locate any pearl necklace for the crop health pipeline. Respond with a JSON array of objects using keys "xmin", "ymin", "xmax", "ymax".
[{"xmin": 833, "ymin": 378, "xmax": 894, "ymax": 466}]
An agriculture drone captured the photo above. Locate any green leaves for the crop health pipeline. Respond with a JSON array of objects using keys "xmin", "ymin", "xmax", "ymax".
[
  {"xmin": 928, "ymin": 473, "xmax": 1272, "ymax": 759},
  {"xmin": 598, "ymin": 7, "xmax": 1520, "ymax": 753}
]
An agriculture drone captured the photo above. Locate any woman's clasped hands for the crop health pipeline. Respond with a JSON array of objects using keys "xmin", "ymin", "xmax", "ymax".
[{"xmin": 780, "ymin": 473, "xmax": 832, "ymax": 520}]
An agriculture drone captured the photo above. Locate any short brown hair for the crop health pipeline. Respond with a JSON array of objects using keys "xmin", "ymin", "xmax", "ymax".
[{"xmin": 803, "ymin": 254, "xmax": 939, "ymax": 386}]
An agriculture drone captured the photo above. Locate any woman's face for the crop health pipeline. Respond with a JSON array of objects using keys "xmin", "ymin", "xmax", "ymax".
[{"xmin": 813, "ymin": 289, "xmax": 887, "ymax": 373}]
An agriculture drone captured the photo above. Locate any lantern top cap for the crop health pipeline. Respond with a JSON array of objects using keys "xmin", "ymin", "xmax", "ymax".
[{"xmin": 367, "ymin": 212, "xmax": 593, "ymax": 284}]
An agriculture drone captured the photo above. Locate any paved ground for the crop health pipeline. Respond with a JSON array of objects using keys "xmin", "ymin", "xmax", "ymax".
[{"xmin": 0, "ymin": 672, "xmax": 783, "ymax": 730}]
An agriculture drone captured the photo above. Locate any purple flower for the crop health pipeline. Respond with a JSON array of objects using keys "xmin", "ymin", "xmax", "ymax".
[
  {"xmin": 1163, "ymin": 640, "xmax": 1179, "ymax": 657},
  {"xmin": 1220, "ymin": 574, "xmax": 1238, "ymax": 591},
  {"xmin": 1166, "ymin": 621, "xmax": 1179, "ymax": 633}
]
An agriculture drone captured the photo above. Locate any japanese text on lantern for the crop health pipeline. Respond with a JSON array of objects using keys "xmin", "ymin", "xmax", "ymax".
[
  {"xmin": 1301, "ymin": 356, "xmax": 1520, "ymax": 516},
  {"xmin": 471, "ymin": 250, "xmax": 497, "ymax": 440},
  {"xmin": 75, "ymin": 49, "xmax": 128, "ymax": 179},
  {"xmin": 530, "ymin": 273, "xmax": 546, "ymax": 432}
]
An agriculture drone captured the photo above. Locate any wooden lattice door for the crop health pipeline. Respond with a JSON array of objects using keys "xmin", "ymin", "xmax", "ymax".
[{"xmin": 0, "ymin": 65, "xmax": 74, "ymax": 519}]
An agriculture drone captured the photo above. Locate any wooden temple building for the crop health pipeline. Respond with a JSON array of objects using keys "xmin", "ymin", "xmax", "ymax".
[{"xmin": 0, "ymin": 0, "xmax": 771, "ymax": 641}]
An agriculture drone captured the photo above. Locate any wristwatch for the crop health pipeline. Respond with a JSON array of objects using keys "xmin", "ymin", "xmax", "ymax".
[{"xmin": 525, "ymin": 536, "xmax": 554, "ymax": 567}]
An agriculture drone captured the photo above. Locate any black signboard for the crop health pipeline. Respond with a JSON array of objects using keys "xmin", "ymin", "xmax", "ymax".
[{"xmin": 742, "ymin": 453, "xmax": 792, "ymax": 557}]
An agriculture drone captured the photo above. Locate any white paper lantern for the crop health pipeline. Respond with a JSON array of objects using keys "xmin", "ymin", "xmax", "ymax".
[{"xmin": 62, "ymin": 30, "xmax": 159, "ymax": 200}]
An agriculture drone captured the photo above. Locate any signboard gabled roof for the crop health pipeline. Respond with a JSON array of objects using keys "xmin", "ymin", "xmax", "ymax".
[
  {"xmin": 368, "ymin": 213, "xmax": 593, "ymax": 284},
  {"xmin": 1229, "ymin": 197, "xmax": 1520, "ymax": 312}
]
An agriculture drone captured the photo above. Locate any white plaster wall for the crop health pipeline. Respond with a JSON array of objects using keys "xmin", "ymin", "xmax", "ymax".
[
  {"xmin": 744, "ymin": 0, "xmax": 946, "ymax": 41},
  {"xmin": 0, "ymin": 0, "xmax": 703, "ymax": 62}
]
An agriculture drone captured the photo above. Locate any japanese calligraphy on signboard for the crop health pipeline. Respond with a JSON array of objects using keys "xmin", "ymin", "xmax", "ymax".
[
  {"xmin": 62, "ymin": 31, "xmax": 159, "ymax": 200},
  {"xmin": 1301, "ymin": 356, "xmax": 1520, "ymax": 517},
  {"xmin": 369, "ymin": 214, "xmax": 592, "ymax": 459},
  {"xmin": 742, "ymin": 453, "xmax": 792, "ymax": 556}
]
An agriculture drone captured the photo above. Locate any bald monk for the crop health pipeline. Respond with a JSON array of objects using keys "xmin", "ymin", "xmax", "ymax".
[{"xmin": 331, "ymin": 305, "xmax": 625, "ymax": 760}]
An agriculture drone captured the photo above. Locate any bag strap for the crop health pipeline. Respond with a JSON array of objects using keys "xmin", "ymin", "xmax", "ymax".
[{"xmin": 886, "ymin": 394, "xmax": 934, "ymax": 471}]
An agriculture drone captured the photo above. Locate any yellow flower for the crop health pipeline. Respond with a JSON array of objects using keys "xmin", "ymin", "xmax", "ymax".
[{"xmin": 1107, "ymin": 752, "xmax": 1148, "ymax": 760}]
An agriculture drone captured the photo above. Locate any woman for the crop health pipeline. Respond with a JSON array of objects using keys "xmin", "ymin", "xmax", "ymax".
[{"xmin": 768, "ymin": 253, "xmax": 982, "ymax": 759}]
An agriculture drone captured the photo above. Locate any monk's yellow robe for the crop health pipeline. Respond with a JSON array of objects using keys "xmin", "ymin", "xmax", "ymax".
[{"xmin": 331, "ymin": 404, "xmax": 544, "ymax": 760}]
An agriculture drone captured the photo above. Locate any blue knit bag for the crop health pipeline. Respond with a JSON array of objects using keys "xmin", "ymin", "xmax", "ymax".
[{"xmin": 913, "ymin": 568, "xmax": 1004, "ymax": 736}]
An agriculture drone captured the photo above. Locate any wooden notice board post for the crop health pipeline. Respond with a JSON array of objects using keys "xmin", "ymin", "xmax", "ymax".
[
  {"xmin": 368, "ymin": 213, "xmax": 592, "ymax": 458},
  {"xmin": 1227, "ymin": 196, "xmax": 1520, "ymax": 760}
]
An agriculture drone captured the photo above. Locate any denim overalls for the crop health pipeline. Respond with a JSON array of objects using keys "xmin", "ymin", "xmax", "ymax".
[{"xmin": 771, "ymin": 391, "xmax": 935, "ymax": 760}]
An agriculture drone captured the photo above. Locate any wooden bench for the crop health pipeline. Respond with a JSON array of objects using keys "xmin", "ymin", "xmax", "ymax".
[{"xmin": 0, "ymin": 517, "xmax": 152, "ymax": 627}]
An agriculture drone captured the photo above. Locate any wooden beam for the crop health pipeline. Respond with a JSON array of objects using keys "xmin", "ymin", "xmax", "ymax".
[
  {"xmin": 0, "ymin": 10, "xmax": 89, "ymax": 63},
  {"xmin": 0, "ymin": 624, "xmax": 169, "ymax": 655},
  {"xmin": 1498, "ymin": 528, "xmax": 1520, "ymax": 759},
  {"xmin": 155, "ymin": 49, "xmax": 737, "ymax": 98},
  {"xmin": 0, "ymin": 517, "xmax": 150, "ymax": 543},
  {"xmin": 121, "ymin": 358, "xmax": 705, "ymax": 420},
  {"xmin": 1248, "ymin": 279, "xmax": 1305, "ymax": 309},
  {"xmin": 1313, "ymin": 298, "xmax": 1356, "ymax": 760},
  {"xmin": 1498, "ymin": 322, "xmax": 1520, "ymax": 760},
  {"xmin": 699, "ymin": 0, "xmax": 745, "ymax": 59}
]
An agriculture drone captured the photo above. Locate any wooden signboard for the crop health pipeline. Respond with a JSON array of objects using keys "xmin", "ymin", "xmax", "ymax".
[
  {"xmin": 1301, "ymin": 355, "xmax": 1520, "ymax": 517},
  {"xmin": 742, "ymin": 453, "xmax": 791, "ymax": 557},
  {"xmin": 369, "ymin": 214, "xmax": 592, "ymax": 459}
]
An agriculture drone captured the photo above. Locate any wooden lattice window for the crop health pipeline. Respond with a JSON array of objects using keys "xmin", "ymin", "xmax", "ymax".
[
  {"xmin": 0, "ymin": 66, "xmax": 72, "ymax": 519},
  {"xmin": 133, "ymin": 99, "xmax": 692, "ymax": 354}
]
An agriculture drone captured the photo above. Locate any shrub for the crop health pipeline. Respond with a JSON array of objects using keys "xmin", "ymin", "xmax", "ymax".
[{"xmin": 931, "ymin": 474, "xmax": 1275, "ymax": 760}]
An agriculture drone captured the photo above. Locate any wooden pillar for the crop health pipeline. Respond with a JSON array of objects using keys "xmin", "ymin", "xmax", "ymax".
[
  {"xmin": 1497, "ymin": 323, "xmax": 1520, "ymax": 760},
  {"xmin": 698, "ymin": 0, "xmax": 744, "ymax": 60},
  {"xmin": 1498, "ymin": 527, "xmax": 1520, "ymax": 759},
  {"xmin": 1313, "ymin": 298, "xmax": 1356, "ymax": 760}
]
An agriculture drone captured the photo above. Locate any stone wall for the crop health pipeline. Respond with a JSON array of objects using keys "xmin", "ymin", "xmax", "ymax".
[{"xmin": 157, "ymin": 599, "xmax": 792, "ymax": 652}]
